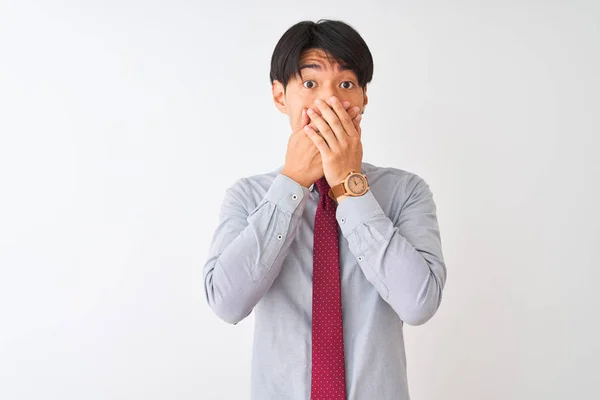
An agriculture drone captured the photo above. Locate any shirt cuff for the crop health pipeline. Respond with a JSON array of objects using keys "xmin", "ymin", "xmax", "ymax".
[
  {"xmin": 335, "ymin": 190, "xmax": 384, "ymax": 236},
  {"xmin": 263, "ymin": 174, "xmax": 311, "ymax": 217}
]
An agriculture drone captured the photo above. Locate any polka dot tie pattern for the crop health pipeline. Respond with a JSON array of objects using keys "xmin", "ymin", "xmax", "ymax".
[{"xmin": 311, "ymin": 176, "xmax": 347, "ymax": 400}]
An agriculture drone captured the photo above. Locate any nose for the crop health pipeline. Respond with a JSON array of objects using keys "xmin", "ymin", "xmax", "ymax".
[
  {"xmin": 310, "ymin": 82, "xmax": 349, "ymax": 115},
  {"xmin": 317, "ymin": 81, "xmax": 342, "ymax": 103}
]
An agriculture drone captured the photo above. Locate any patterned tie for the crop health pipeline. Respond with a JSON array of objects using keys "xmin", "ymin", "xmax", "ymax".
[{"xmin": 311, "ymin": 176, "xmax": 347, "ymax": 399}]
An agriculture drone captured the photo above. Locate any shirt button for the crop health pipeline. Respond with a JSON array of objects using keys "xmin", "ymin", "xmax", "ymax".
[
  {"xmin": 358, "ymin": 256, "xmax": 363, "ymax": 261},
  {"xmin": 277, "ymin": 234, "xmax": 283, "ymax": 240},
  {"xmin": 340, "ymin": 217, "xmax": 346, "ymax": 224},
  {"xmin": 292, "ymin": 194, "xmax": 298, "ymax": 200}
]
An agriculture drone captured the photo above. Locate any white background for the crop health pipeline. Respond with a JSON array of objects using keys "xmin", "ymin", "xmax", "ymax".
[{"xmin": 1, "ymin": 1, "xmax": 599, "ymax": 399}]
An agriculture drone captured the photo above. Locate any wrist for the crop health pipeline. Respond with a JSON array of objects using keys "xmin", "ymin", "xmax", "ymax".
[{"xmin": 281, "ymin": 169, "xmax": 310, "ymax": 188}]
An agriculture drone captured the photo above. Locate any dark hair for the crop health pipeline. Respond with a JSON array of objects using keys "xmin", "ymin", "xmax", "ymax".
[{"xmin": 269, "ymin": 19, "xmax": 374, "ymax": 92}]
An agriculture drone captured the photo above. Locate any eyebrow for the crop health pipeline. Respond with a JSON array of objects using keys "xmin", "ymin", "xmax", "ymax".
[{"xmin": 299, "ymin": 63, "xmax": 352, "ymax": 72}]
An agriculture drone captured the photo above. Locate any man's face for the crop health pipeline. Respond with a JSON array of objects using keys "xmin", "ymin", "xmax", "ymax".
[{"xmin": 273, "ymin": 48, "xmax": 368, "ymax": 134}]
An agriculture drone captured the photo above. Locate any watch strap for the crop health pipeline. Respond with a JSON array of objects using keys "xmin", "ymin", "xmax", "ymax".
[{"xmin": 328, "ymin": 183, "xmax": 347, "ymax": 200}]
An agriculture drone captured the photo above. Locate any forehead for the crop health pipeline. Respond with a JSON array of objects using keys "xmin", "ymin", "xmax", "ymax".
[
  {"xmin": 298, "ymin": 48, "xmax": 353, "ymax": 75},
  {"xmin": 299, "ymin": 48, "xmax": 346, "ymax": 68}
]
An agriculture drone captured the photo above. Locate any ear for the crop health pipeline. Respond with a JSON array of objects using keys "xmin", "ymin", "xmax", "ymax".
[
  {"xmin": 272, "ymin": 80, "xmax": 287, "ymax": 114},
  {"xmin": 362, "ymin": 85, "xmax": 369, "ymax": 114}
]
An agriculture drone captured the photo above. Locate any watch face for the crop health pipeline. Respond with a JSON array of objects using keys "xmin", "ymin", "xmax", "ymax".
[{"xmin": 348, "ymin": 174, "xmax": 367, "ymax": 195}]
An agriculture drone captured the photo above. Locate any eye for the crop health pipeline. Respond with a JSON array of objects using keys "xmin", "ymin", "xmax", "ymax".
[
  {"xmin": 340, "ymin": 81, "xmax": 355, "ymax": 89},
  {"xmin": 303, "ymin": 80, "xmax": 316, "ymax": 89}
]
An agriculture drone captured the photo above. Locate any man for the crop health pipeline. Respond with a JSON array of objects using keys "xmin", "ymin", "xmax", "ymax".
[{"xmin": 203, "ymin": 19, "xmax": 447, "ymax": 400}]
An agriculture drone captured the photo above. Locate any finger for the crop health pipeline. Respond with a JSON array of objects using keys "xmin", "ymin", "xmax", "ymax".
[
  {"xmin": 303, "ymin": 124, "xmax": 331, "ymax": 155},
  {"xmin": 354, "ymin": 113, "xmax": 362, "ymax": 139},
  {"xmin": 315, "ymin": 98, "xmax": 347, "ymax": 145},
  {"xmin": 343, "ymin": 106, "xmax": 360, "ymax": 135},
  {"xmin": 327, "ymin": 96, "xmax": 359, "ymax": 139},
  {"xmin": 335, "ymin": 104, "xmax": 361, "ymax": 138},
  {"xmin": 301, "ymin": 108, "xmax": 318, "ymax": 135},
  {"xmin": 346, "ymin": 105, "xmax": 360, "ymax": 119},
  {"xmin": 308, "ymin": 100, "xmax": 351, "ymax": 119},
  {"xmin": 306, "ymin": 101, "xmax": 352, "ymax": 135},
  {"xmin": 306, "ymin": 109, "xmax": 326, "ymax": 140},
  {"xmin": 305, "ymin": 107, "xmax": 319, "ymax": 131},
  {"xmin": 307, "ymin": 106, "xmax": 339, "ymax": 151}
]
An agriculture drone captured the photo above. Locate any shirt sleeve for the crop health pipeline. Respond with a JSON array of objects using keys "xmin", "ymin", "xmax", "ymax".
[
  {"xmin": 203, "ymin": 174, "xmax": 310, "ymax": 325},
  {"xmin": 335, "ymin": 173, "xmax": 447, "ymax": 326}
]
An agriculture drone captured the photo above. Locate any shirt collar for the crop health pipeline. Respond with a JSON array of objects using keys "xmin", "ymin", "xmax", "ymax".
[{"xmin": 276, "ymin": 164, "xmax": 366, "ymax": 192}]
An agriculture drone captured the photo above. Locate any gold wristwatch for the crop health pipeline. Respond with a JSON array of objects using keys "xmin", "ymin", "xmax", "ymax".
[{"xmin": 328, "ymin": 170, "xmax": 370, "ymax": 201}]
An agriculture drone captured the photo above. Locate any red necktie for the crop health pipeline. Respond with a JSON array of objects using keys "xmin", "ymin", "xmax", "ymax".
[{"xmin": 311, "ymin": 176, "xmax": 347, "ymax": 399}]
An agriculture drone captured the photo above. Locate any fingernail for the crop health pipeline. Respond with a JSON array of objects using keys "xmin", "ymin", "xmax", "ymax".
[
  {"xmin": 342, "ymin": 101, "xmax": 350, "ymax": 108},
  {"xmin": 307, "ymin": 108, "xmax": 314, "ymax": 114},
  {"xmin": 356, "ymin": 114, "xmax": 362, "ymax": 121},
  {"xmin": 315, "ymin": 99, "xmax": 322, "ymax": 105},
  {"xmin": 352, "ymin": 106, "xmax": 360, "ymax": 113}
]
